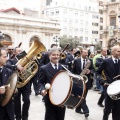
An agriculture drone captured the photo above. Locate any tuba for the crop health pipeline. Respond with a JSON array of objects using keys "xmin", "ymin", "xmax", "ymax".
[
  {"xmin": 16, "ymin": 39, "xmax": 46, "ymax": 88},
  {"xmin": 0, "ymin": 39, "xmax": 46, "ymax": 106},
  {"xmin": 36, "ymin": 52, "xmax": 42, "ymax": 59}
]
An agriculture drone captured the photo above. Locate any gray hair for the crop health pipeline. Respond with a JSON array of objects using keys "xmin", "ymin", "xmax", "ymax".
[{"xmin": 48, "ymin": 48, "xmax": 60, "ymax": 56}]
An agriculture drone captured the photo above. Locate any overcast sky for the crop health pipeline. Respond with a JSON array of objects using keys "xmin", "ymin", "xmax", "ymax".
[{"xmin": 0, "ymin": 0, "xmax": 40, "ymax": 10}]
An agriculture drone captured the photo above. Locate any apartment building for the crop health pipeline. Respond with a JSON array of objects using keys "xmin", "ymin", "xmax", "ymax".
[{"xmin": 44, "ymin": 0, "xmax": 100, "ymax": 47}]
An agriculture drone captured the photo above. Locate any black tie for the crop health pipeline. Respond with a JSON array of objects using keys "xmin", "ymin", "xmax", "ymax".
[
  {"xmin": 83, "ymin": 60, "xmax": 85, "ymax": 69},
  {"xmin": 114, "ymin": 60, "xmax": 119, "ymax": 75},
  {"xmin": 0, "ymin": 68, "xmax": 2, "ymax": 73},
  {"xmin": 0, "ymin": 68, "xmax": 3, "ymax": 84},
  {"xmin": 54, "ymin": 64, "xmax": 57, "ymax": 70}
]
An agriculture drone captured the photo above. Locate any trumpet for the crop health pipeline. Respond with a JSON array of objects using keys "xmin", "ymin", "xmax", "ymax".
[
  {"xmin": 60, "ymin": 43, "xmax": 69, "ymax": 60},
  {"xmin": 60, "ymin": 53, "xmax": 66, "ymax": 59}
]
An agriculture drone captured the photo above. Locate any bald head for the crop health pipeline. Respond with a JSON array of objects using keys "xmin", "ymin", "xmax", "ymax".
[{"xmin": 111, "ymin": 46, "xmax": 120, "ymax": 59}]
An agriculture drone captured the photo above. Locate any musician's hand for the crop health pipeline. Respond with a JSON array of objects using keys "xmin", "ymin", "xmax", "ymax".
[
  {"xmin": 0, "ymin": 86, "xmax": 5, "ymax": 94},
  {"xmin": 17, "ymin": 64, "xmax": 25, "ymax": 73},
  {"xmin": 86, "ymin": 69, "xmax": 90, "ymax": 74},
  {"xmin": 14, "ymin": 88, "xmax": 18, "ymax": 94},
  {"xmin": 41, "ymin": 90, "xmax": 47, "ymax": 96},
  {"xmin": 104, "ymin": 83, "xmax": 109, "ymax": 86}
]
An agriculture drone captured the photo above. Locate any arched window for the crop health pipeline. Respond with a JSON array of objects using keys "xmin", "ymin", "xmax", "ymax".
[{"xmin": 0, "ymin": 34, "xmax": 12, "ymax": 47}]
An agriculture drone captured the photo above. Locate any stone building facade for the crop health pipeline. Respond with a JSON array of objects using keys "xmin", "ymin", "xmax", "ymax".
[
  {"xmin": 102, "ymin": 0, "xmax": 120, "ymax": 48},
  {"xmin": 0, "ymin": 7, "xmax": 60, "ymax": 50}
]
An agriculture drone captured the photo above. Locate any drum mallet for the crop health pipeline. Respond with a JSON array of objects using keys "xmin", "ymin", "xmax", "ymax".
[{"xmin": 45, "ymin": 83, "xmax": 51, "ymax": 90}]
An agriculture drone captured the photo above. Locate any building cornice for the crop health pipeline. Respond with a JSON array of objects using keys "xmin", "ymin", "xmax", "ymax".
[{"xmin": 0, "ymin": 13, "xmax": 61, "ymax": 31}]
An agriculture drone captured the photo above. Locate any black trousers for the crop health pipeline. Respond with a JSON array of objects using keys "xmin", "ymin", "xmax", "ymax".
[
  {"xmin": 98, "ymin": 91, "xmax": 105, "ymax": 104},
  {"xmin": 30, "ymin": 76, "xmax": 39, "ymax": 94},
  {"xmin": 0, "ymin": 108, "xmax": 13, "ymax": 120},
  {"xmin": 0, "ymin": 99, "xmax": 14, "ymax": 120},
  {"xmin": 103, "ymin": 94, "xmax": 120, "ymax": 120},
  {"xmin": 44, "ymin": 94, "xmax": 66, "ymax": 120},
  {"xmin": 45, "ymin": 105, "xmax": 66, "ymax": 120},
  {"xmin": 76, "ymin": 89, "xmax": 89, "ymax": 113},
  {"xmin": 14, "ymin": 84, "xmax": 30, "ymax": 119}
]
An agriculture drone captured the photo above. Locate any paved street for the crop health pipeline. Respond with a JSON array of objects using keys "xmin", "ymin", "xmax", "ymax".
[{"xmin": 28, "ymin": 88, "xmax": 112, "ymax": 120}]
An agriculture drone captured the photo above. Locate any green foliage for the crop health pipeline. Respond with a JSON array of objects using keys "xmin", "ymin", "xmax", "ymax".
[
  {"xmin": 60, "ymin": 35, "xmax": 80, "ymax": 50},
  {"xmin": 94, "ymin": 42, "xmax": 102, "ymax": 50}
]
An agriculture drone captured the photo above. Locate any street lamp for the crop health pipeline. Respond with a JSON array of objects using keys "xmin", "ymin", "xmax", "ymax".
[{"xmin": 53, "ymin": 35, "xmax": 60, "ymax": 45}]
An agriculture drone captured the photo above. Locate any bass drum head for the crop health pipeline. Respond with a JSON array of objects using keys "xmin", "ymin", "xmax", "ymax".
[
  {"xmin": 49, "ymin": 71, "xmax": 71, "ymax": 106},
  {"xmin": 107, "ymin": 80, "xmax": 120, "ymax": 95}
]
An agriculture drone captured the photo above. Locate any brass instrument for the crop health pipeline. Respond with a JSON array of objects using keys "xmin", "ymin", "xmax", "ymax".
[
  {"xmin": 60, "ymin": 43, "xmax": 69, "ymax": 59},
  {"xmin": 60, "ymin": 53, "xmax": 66, "ymax": 60},
  {"xmin": 102, "ymin": 70, "xmax": 107, "ymax": 80},
  {"xmin": 36, "ymin": 52, "xmax": 42, "ymax": 59},
  {"xmin": 16, "ymin": 39, "xmax": 46, "ymax": 88},
  {"xmin": 74, "ymin": 51, "xmax": 81, "ymax": 59},
  {"xmin": 80, "ymin": 60, "xmax": 91, "ymax": 83}
]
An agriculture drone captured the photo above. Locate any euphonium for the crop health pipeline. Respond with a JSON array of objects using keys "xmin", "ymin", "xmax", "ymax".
[
  {"xmin": 80, "ymin": 60, "xmax": 91, "ymax": 83},
  {"xmin": 16, "ymin": 39, "xmax": 46, "ymax": 88}
]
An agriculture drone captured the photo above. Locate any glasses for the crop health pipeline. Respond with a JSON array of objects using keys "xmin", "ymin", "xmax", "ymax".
[{"xmin": 8, "ymin": 49, "xmax": 13, "ymax": 50}]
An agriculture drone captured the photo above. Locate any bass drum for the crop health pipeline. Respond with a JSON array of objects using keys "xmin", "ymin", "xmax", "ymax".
[
  {"xmin": 107, "ymin": 80, "xmax": 120, "ymax": 100},
  {"xmin": 49, "ymin": 70, "xmax": 86, "ymax": 109},
  {"xmin": 0, "ymin": 72, "xmax": 18, "ymax": 106}
]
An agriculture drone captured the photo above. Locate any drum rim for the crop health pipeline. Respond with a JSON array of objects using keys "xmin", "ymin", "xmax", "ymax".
[
  {"xmin": 107, "ymin": 80, "xmax": 120, "ymax": 96},
  {"xmin": 74, "ymin": 79, "xmax": 86, "ymax": 108},
  {"xmin": 49, "ymin": 70, "xmax": 72, "ymax": 106}
]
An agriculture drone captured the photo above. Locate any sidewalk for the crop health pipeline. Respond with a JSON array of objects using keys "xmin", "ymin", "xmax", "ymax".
[{"xmin": 29, "ymin": 89, "xmax": 112, "ymax": 120}]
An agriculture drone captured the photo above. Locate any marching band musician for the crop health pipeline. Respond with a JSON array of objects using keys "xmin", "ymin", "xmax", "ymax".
[
  {"xmin": 38, "ymin": 48, "xmax": 66, "ymax": 120},
  {"xmin": 0, "ymin": 47, "xmax": 24, "ymax": 120},
  {"xmin": 7, "ymin": 45, "xmax": 14, "ymax": 59},
  {"xmin": 97, "ymin": 46, "xmax": 120, "ymax": 120},
  {"xmin": 96, "ymin": 48, "xmax": 108, "ymax": 107},
  {"xmin": 72, "ymin": 48, "xmax": 94, "ymax": 118},
  {"xmin": 65, "ymin": 48, "xmax": 76, "ymax": 71},
  {"xmin": 6, "ymin": 47, "xmax": 30, "ymax": 120}
]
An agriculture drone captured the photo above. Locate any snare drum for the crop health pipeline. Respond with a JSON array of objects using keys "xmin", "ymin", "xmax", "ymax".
[
  {"xmin": 107, "ymin": 80, "xmax": 120, "ymax": 100},
  {"xmin": 49, "ymin": 70, "xmax": 86, "ymax": 109}
]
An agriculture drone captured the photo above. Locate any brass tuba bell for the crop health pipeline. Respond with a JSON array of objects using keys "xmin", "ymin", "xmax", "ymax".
[
  {"xmin": 16, "ymin": 39, "xmax": 46, "ymax": 88},
  {"xmin": 36, "ymin": 52, "xmax": 42, "ymax": 59}
]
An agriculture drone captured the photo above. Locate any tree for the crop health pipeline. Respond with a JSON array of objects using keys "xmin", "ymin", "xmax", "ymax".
[
  {"xmin": 94, "ymin": 41, "xmax": 102, "ymax": 50},
  {"xmin": 60, "ymin": 35, "xmax": 80, "ymax": 50}
]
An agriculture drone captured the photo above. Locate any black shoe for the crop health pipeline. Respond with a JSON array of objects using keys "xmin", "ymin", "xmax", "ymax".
[
  {"xmin": 93, "ymin": 87, "xmax": 100, "ymax": 91},
  {"xmin": 75, "ymin": 110, "xmax": 84, "ymax": 114},
  {"xmin": 98, "ymin": 103, "xmax": 104, "ymax": 107},
  {"xmin": 22, "ymin": 116, "xmax": 28, "ymax": 120},
  {"xmin": 35, "ymin": 92, "xmax": 39, "ymax": 96},
  {"xmin": 85, "ymin": 113, "xmax": 89, "ymax": 118}
]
